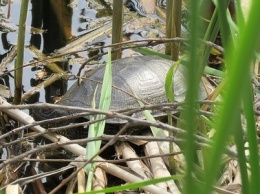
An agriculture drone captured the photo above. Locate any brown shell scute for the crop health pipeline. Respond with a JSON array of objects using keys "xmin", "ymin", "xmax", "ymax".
[{"xmin": 58, "ymin": 56, "xmax": 205, "ymax": 123}]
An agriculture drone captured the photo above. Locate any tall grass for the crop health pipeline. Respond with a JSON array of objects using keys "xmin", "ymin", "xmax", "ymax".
[
  {"xmin": 181, "ymin": 0, "xmax": 203, "ymax": 192},
  {"xmin": 185, "ymin": 0, "xmax": 260, "ymax": 193}
]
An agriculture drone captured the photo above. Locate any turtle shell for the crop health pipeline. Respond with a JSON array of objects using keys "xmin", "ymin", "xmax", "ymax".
[{"xmin": 57, "ymin": 55, "xmax": 207, "ymax": 123}]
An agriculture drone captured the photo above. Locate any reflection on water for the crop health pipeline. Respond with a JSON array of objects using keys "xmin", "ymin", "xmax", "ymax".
[
  {"xmin": 0, "ymin": 0, "xmax": 114, "ymax": 103},
  {"xmin": 31, "ymin": 0, "xmax": 72, "ymax": 103},
  {"xmin": 0, "ymin": 0, "xmax": 167, "ymax": 104}
]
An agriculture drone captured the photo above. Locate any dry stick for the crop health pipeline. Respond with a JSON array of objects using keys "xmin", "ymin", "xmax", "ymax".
[
  {"xmin": 76, "ymin": 37, "xmax": 224, "ymax": 77},
  {"xmin": 0, "ymin": 112, "xmax": 94, "ymax": 142},
  {"xmin": 4, "ymin": 37, "xmax": 224, "ymax": 76},
  {"xmin": 5, "ymin": 37, "xmax": 222, "ymax": 101},
  {"xmin": 0, "ymin": 102, "xmax": 230, "ymax": 161},
  {"xmin": 50, "ymin": 168, "xmax": 78, "ymax": 194},
  {"xmin": 111, "ymin": 0, "xmax": 123, "ymax": 60},
  {"xmin": 84, "ymin": 123, "xmax": 135, "ymax": 166},
  {"xmin": 22, "ymin": 73, "xmax": 65, "ymax": 101},
  {"xmin": 21, "ymin": 44, "xmax": 68, "ymax": 101},
  {"xmin": 7, "ymin": 152, "xmax": 185, "ymax": 190},
  {"xmin": 0, "ymin": 134, "xmax": 187, "ymax": 167},
  {"xmin": 0, "ymin": 103, "xmax": 207, "ymax": 147},
  {"xmin": 254, "ymin": 110, "xmax": 260, "ymax": 116},
  {"xmin": 0, "ymin": 103, "xmax": 183, "ymax": 132},
  {"xmin": 0, "ymin": 102, "xmax": 229, "ymax": 152},
  {"xmin": 1, "ymin": 121, "xmax": 186, "ymax": 162},
  {"xmin": 50, "ymin": 123, "xmax": 132, "ymax": 193},
  {"xmin": 0, "ymin": 112, "xmax": 94, "ymax": 143},
  {"xmin": 0, "ymin": 102, "xmax": 207, "ymax": 123},
  {"xmin": 8, "ymin": 164, "xmax": 75, "ymax": 187},
  {"xmin": 0, "ymin": 99, "xmax": 171, "ymax": 194},
  {"xmin": 81, "ymin": 77, "xmax": 150, "ymax": 105},
  {"xmin": 0, "ymin": 102, "xmax": 237, "ymax": 158},
  {"xmin": 27, "ymin": 45, "xmax": 67, "ymax": 73},
  {"xmin": 53, "ymin": 37, "xmax": 224, "ymax": 59},
  {"xmin": 6, "ymin": 151, "xmax": 183, "ymax": 164},
  {"xmin": 117, "ymin": 142, "xmax": 152, "ymax": 180},
  {"xmin": 0, "ymin": 46, "xmax": 17, "ymax": 73},
  {"xmin": 0, "ymin": 103, "xmax": 239, "ymax": 192},
  {"xmin": 0, "ymin": 137, "xmax": 78, "ymax": 169}
]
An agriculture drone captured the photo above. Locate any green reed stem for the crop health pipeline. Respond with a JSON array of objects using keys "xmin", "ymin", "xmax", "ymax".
[
  {"xmin": 14, "ymin": 0, "xmax": 29, "ymax": 104},
  {"xmin": 112, "ymin": 0, "xmax": 123, "ymax": 60},
  {"xmin": 165, "ymin": 0, "xmax": 182, "ymax": 61},
  {"xmin": 183, "ymin": 0, "xmax": 203, "ymax": 193},
  {"xmin": 202, "ymin": 0, "xmax": 260, "ymax": 193}
]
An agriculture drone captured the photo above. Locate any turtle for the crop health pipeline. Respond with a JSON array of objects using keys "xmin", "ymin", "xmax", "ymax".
[{"xmin": 33, "ymin": 55, "xmax": 210, "ymax": 138}]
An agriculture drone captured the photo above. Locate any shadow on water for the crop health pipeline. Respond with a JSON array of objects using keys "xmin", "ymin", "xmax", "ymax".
[
  {"xmin": 30, "ymin": 0, "xmax": 71, "ymax": 104},
  {"xmin": 0, "ymin": 0, "xmax": 113, "ymax": 104}
]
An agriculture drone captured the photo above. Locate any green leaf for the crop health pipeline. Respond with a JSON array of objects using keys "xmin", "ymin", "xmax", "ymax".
[
  {"xmin": 78, "ymin": 174, "xmax": 184, "ymax": 194},
  {"xmin": 165, "ymin": 59, "xmax": 183, "ymax": 102},
  {"xmin": 85, "ymin": 50, "xmax": 112, "ymax": 190}
]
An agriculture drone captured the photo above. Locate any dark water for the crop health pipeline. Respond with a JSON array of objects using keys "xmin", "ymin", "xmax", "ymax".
[{"xmin": 0, "ymin": 0, "xmax": 114, "ymax": 103}]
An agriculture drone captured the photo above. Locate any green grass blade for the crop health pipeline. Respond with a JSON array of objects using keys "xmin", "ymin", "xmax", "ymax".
[
  {"xmin": 165, "ymin": 61, "xmax": 179, "ymax": 102},
  {"xmin": 138, "ymin": 101, "xmax": 166, "ymax": 138},
  {"xmin": 201, "ymin": 4, "xmax": 220, "ymax": 69},
  {"xmin": 94, "ymin": 50, "xmax": 112, "ymax": 147},
  {"xmin": 204, "ymin": 66, "xmax": 225, "ymax": 78},
  {"xmin": 86, "ymin": 87, "xmax": 98, "ymax": 173},
  {"xmin": 202, "ymin": 0, "xmax": 260, "ymax": 193},
  {"xmin": 137, "ymin": 47, "xmax": 171, "ymax": 59},
  {"xmin": 78, "ymin": 174, "xmax": 184, "ymax": 194},
  {"xmin": 212, "ymin": 0, "xmax": 232, "ymax": 47},
  {"xmin": 243, "ymin": 78, "xmax": 260, "ymax": 194},
  {"xmin": 232, "ymin": 113, "xmax": 250, "ymax": 194},
  {"xmin": 85, "ymin": 50, "xmax": 112, "ymax": 190},
  {"xmin": 182, "ymin": 1, "xmax": 203, "ymax": 193},
  {"xmin": 86, "ymin": 50, "xmax": 112, "ymax": 153}
]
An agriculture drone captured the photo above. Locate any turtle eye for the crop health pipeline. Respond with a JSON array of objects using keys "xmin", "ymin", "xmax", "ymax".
[{"xmin": 42, "ymin": 108, "xmax": 53, "ymax": 115}]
